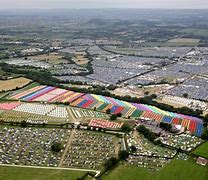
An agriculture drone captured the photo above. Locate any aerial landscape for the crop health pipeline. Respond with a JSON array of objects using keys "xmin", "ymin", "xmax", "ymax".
[{"xmin": 0, "ymin": 0, "xmax": 208, "ymax": 179}]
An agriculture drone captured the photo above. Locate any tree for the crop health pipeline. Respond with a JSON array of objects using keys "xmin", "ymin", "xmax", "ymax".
[
  {"xmin": 118, "ymin": 150, "xmax": 129, "ymax": 160},
  {"xmin": 20, "ymin": 120, "xmax": 27, "ymax": 128},
  {"xmin": 110, "ymin": 114, "xmax": 117, "ymax": 121},
  {"xmin": 0, "ymin": 120, "xmax": 4, "ymax": 125},
  {"xmin": 203, "ymin": 114, "xmax": 208, "ymax": 124},
  {"xmin": 116, "ymin": 112, "xmax": 122, "ymax": 117},
  {"xmin": 201, "ymin": 129, "xmax": 208, "ymax": 140},
  {"xmin": 51, "ymin": 142, "xmax": 63, "ymax": 152},
  {"xmin": 183, "ymin": 93, "xmax": 188, "ymax": 98},
  {"xmin": 160, "ymin": 122, "xmax": 172, "ymax": 131},
  {"xmin": 42, "ymin": 123, "xmax": 46, "ymax": 128},
  {"xmin": 150, "ymin": 94, "xmax": 157, "ymax": 99},
  {"xmin": 107, "ymin": 84, "xmax": 117, "ymax": 90},
  {"xmin": 137, "ymin": 125, "xmax": 156, "ymax": 142},
  {"xmin": 104, "ymin": 157, "xmax": 118, "ymax": 170},
  {"xmin": 106, "ymin": 108, "xmax": 111, "ymax": 114},
  {"xmin": 130, "ymin": 145, "xmax": 137, "ymax": 153},
  {"xmin": 121, "ymin": 124, "xmax": 131, "ymax": 133},
  {"xmin": 144, "ymin": 91, "xmax": 149, "ymax": 95}
]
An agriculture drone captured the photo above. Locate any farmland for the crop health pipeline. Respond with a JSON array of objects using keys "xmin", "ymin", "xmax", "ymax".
[
  {"xmin": 72, "ymin": 54, "xmax": 89, "ymax": 65},
  {"xmin": 166, "ymin": 38, "xmax": 200, "ymax": 46},
  {"xmin": 0, "ymin": 77, "xmax": 32, "ymax": 91},
  {"xmin": 28, "ymin": 53, "xmax": 68, "ymax": 65}
]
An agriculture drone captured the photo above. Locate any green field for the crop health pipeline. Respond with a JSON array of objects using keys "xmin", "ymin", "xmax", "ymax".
[
  {"xmin": 0, "ymin": 166, "xmax": 87, "ymax": 180},
  {"xmin": 0, "ymin": 92, "xmax": 9, "ymax": 99},
  {"xmin": 181, "ymin": 28, "xmax": 208, "ymax": 37},
  {"xmin": 102, "ymin": 159, "xmax": 208, "ymax": 180},
  {"xmin": 193, "ymin": 142, "xmax": 208, "ymax": 158},
  {"xmin": 166, "ymin": 38, "xmax": 200, "ymax": 46},
  {"xmin": 8, "ymin": 82, "xmax": 39, "ymax": 95},
  {"xmin": 16, "ymin": 81, "xmax": 39, "ymax": 91}
]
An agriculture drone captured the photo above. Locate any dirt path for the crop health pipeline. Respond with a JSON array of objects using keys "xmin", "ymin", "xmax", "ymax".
[
  {"xmin": 133, "ymin": 130, "xmax": 150, "ymax": 149},
  {"xmin": 67, "ymin": 107, "xmax": 76, "ymax": 122},
  {"xmin": 114, "ymin": 138, "xmax": 121, "ymax": 158},
  {"xmin": 59, "ymin": 129, "xmax": 75, "ymax": 167},
  {"xmin": 132, "ymin": 130, "xmax": 143, "ymax": 147}
]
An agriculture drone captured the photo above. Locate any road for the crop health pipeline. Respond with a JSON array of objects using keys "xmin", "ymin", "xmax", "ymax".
[{"xmin": 59, "ymin": 129, "xmax": 75, "ymax": 167}]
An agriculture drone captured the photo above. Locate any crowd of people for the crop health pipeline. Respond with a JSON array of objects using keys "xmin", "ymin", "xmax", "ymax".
[
  {"xmin": 159, "ymin": 133, "xmax": 203, "ymax": 151},
  {"xmin": 63, "ymin": 130, "xmax": 117, "ymax": 169},
  {"xmin": 0, "ymin": 127, "xmax": 70, "ymax": 167}
]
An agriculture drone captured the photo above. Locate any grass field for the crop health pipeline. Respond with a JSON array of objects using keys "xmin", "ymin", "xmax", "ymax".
[
  {"xmin": 180, "ymin": 28, "xmax": 208, "ymax": 37},
  {"xmin": 104, "ymin": 46, "xmax": 139, "ymax": 54},
  {"xmin": 0, "ymin": 92, "xmax": 10, "ymax": 99},
  {"xmin": 0, "ymin": 166, "xmax": 87, "ymax": 180},
  {"xmin": 3, "ymin": 82, "xmax": 39, "ymax": 99},
  {"xmin": 72, "ymin": 54, "xmax": 89, "ymax": 65},
  {"xmin": 29, "ymin": 52, "xmax": 68, "ymax": 65},
  {"xmin": 102, "ymin": 159, "xmax": 208, "ymax": 180},
  {"xmin": 15, "ymin": 82, "xmax": 39, "ymax": 91},
  {"xmin": 0, "ymin": 68, "xmax": 23, "ymax": 78},
  {"xmin": 166, "ymin": 38, "xmax": 200, "ymax": 46},
  {"xmin": 167, "ymin": 38, "xmax": 200, "ymax": 43},
  {"xmin": 0, "ymin": 77, "xmax": 32, "ymax": 91},
  {"xmin": 193, "ymin": 142, "xmax": 208, "ymax": 158}
]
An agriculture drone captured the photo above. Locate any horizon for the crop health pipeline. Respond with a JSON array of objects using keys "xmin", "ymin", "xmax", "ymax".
[
  {"xmin": 0, "ymin": 0, "xmax": 208, "ymax": 9},
  {"xmin": 1, "ymin": 8, "xmax": 208, "ymax": 10}
]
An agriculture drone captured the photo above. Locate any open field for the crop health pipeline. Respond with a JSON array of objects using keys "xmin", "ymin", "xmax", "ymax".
[
  {"xmin": 155, "ymin": 99, "xmax": 183, "ymax": 108},
  {"xmin": 15, "ymin": 82, "xmax": 40, "ymax": 92},
  {"xmin": 104, "ymin": 46, "xmax": 139, "ymax": 55},
  {"xmin": 102, "ymin": 159, "xmax": 208, "ymax": 180},
  {"xmin": 180, "ymin": 28, "xmax": 208, "ymax": 37},
  {"xmin": 0, "ymin": 165, "xmax": 86, "ymax": 180},
  {"xmin": 62, "ymin": 84, "xmax": 92, "ymax": 89},
  {"xmin": 167, "ymin": 38, "xmax": 200, "ymax": 45},
  {"xmin": 29, "ymin": 53, "xmax": 68, "ymax": 65},
  {"xmin": 0, "ymin": 68, "xmax": 24, "ymax": 79},
  {"xmin": 72, "ymin": 54, "xmax": 89, "ymax": 65},
  {"xmin": 112, "ymin": 84, "xmax": 174, "ymax": 98},
  {"xmin": 0, "ymin": 77, "xmax": 32, "ymax": 91},
  {"xmin": 193, "ymin": 142, "xmax": 208, "ymax": 159},
  {"xmin": 5, "ymin": 82, "xmax": 40, "ymax": 99},
  {"xmin": 0, "ymin": 92, "xmax": 9, "ymax": 99}
]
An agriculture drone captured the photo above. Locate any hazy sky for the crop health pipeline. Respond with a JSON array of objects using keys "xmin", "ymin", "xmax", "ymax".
[{"xmin": 0, "ymin": 0, "xmax": 208, "ymax": 9}]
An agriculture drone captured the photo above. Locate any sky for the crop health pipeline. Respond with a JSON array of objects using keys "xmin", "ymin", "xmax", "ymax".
[{"xmin": 0, "ymin": 0, "xmax": 208, "ymax": 9}]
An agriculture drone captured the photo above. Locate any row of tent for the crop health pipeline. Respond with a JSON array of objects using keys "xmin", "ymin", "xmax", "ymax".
[
  {"xmin": 10, "ymin": 85, "xmax": 204, "ymax": 136},
  {"xmin": 70, "ymin": 94, "xmax": 204, "ymax": 136}
]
